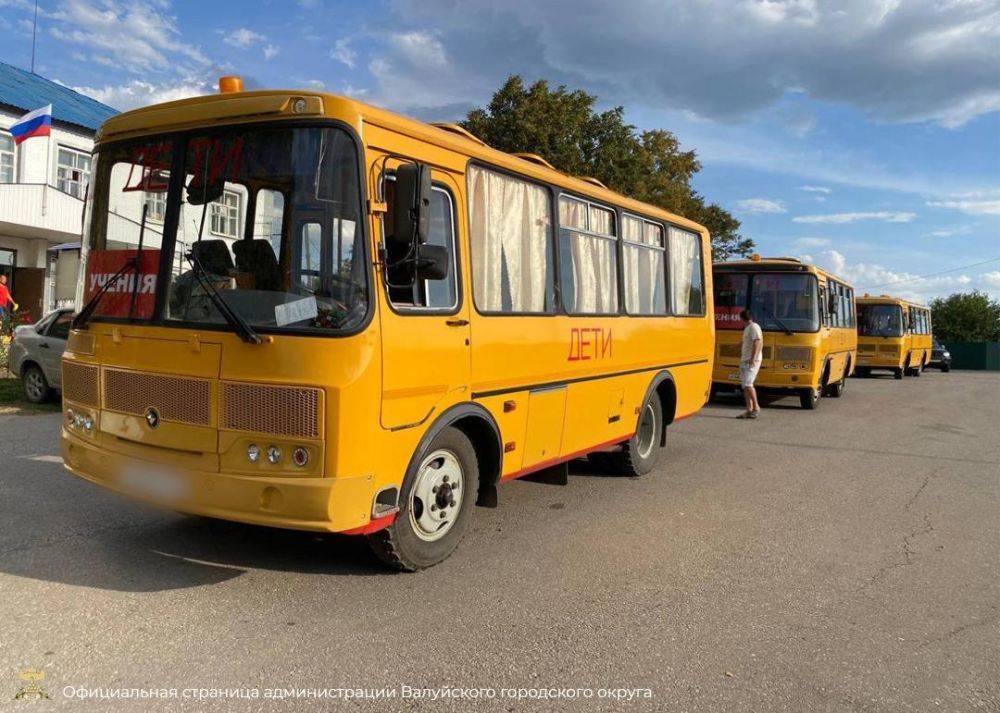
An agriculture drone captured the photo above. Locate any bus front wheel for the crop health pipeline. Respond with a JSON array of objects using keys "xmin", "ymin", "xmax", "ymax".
[
  {"xmin": 800, "ymin": 387, "xmax": 820, "ymax": 409},
  {"xmin": 612, "ymin": 390, "xmax": 663, "ymax": 477},
  {"xmin": 367, "ymin": 427, "xmax": 479, "ymax": 571},
  {"xmin": 894, "ymin": 368, "xmax": 904, "ymax": 380}
]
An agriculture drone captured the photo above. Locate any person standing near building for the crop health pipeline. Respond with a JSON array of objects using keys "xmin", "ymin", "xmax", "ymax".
[
  {"xmin": 0, "ymin": 275, "xmax": 17, "ymax": 332},
  {"xmin": 739, "ymin": 308, "xmax": 763, "ymax": 419}
]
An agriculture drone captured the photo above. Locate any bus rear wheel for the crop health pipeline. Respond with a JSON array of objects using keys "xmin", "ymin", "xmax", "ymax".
[
  {"xmin": 800, "ymin": 387, "xmax": 820, "ymax": 409},
  {"xmin": 611, "ymin": 390, "xmax": 663, "ymax": 477},
  {"xmin": 367, "ymin": 427, "xmax": 479, "ymax": 571}
]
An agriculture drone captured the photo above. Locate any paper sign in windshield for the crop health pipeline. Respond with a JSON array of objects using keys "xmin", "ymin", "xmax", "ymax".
[{"xmin": 275, "ymin": 297, "xmax": 318, "ymax": 326}]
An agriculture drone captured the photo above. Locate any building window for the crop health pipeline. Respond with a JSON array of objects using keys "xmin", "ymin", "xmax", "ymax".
[
  {"xmin": 558, "ymin": 196, "xmax": 618, "ymax": 314},
  {"xmin": 668, "ymin": 226, "xmax": 705, "ymax": 316},
  {"xmin": 210, "ymin": 190, "xmax": 241, "ymax": 238},
  {"xmin": 144, "ymin": 190, "xmax": 166, "ymax": 222},
  {"xmin": 57, "ymin": 146, "xmax": 92, "ymax": 198},
  {"xmin": 468, "ymin": 165, "xmax": 554, "ymax": 313},
  {"xmin": 0, "ymin": 133, "xmax": 14, "ymax": 183},
  {"xmin": 622, "ymin": 214, "xmax": 667, "ymax": 315}
]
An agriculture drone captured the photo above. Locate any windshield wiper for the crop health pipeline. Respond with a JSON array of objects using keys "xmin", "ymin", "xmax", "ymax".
[
  {"xmin": 767, "ymin": 313, "xmax": 794, "ymax": 336},
  {"xmin": 184, "ymin": 251, "xmax": 262, "ymax": 345}
]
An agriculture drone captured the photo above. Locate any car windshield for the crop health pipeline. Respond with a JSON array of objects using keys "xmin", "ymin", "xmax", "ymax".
[
  {"xmin": 858, "ymin": 304, "xmax": 903, "ymax": 337},
  {"xmin": 81, "ymin": 124, "xmax": 367, "ymax": 334}
]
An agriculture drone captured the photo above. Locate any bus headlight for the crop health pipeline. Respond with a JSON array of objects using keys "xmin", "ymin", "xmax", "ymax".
[
  {"xmin": 267, "ymin": 446, "xmax": 281, "ymax": 464},
  {"xmin": 247, "ymin": 444, "xmax": 261, "ymax": 463},
  {"xmin": 83, "ymin": 415, "xmax": 93, "ymax": 431}
]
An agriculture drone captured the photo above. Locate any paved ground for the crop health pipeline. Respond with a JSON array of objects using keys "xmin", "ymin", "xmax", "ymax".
[{"xmin": 1, "ymin": 370, "xmax": 997, "ymax": 711}]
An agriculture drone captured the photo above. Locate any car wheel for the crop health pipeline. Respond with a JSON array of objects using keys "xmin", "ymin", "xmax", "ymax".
[
  {"xmin": 22, "ymin": 365, "xmax": 51, "ymax": 404},
  {"xmin": 942, "ymin": 363, "xmax": 951, "ymax": 373},
  {"xmin": 610, "ymin": 390, "xmax": 663, "ymax": 477},
  {"xmin": 367, "ymin": 426, "xmax": 479, "ymax": 571}
]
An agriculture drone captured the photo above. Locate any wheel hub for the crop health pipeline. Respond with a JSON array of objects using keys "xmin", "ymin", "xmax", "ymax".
[{"xmin": 409, "ymin": 449, "xmax": 463, "ymax": 542}]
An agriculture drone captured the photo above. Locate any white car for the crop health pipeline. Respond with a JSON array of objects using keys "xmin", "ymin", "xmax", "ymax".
[{"xmin": 8, "ymin": 308, "xmax": 74, "ymax": 403}]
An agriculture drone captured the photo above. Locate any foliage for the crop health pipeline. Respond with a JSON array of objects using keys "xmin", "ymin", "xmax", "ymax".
[
  {"xmin": 462, "ymin": 76, "xmax": 754, "ymax": 260},
  {"xmin": 929, "ymin": 291, "xmax": 1000, "ymax": 343}
]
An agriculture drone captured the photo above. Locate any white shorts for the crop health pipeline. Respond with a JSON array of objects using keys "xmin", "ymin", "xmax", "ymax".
[{"xmin": 739, "ymin": 364, "xmax": 760, "ymax": 388}]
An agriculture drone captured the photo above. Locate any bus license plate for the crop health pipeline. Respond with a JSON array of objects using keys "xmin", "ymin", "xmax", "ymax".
[{"xmin": 120, "ymin": 465, "xmax": 187, "ymax": 503}]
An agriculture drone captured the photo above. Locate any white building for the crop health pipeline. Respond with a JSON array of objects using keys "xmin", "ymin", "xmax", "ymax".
[{"xmin": 0, "ymin": 60, "xmax": 118, "ymax": 319}]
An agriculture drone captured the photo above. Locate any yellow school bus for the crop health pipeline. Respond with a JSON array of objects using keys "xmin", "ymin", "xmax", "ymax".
[
  {"xmin": 855, "ymin": 295, "xmax": 932, "ymax": 379},
  {"xmin": 60, "ymin": 78, "xmax": 715, "ymax": 570},
  {"xmin": 711, "ymin": 256, "xmax": 857, "ymax": 409}
]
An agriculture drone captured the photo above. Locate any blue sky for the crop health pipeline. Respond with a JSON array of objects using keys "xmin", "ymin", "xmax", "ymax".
[{"xmin": 2, "ymin": 0, "xmax": 998, "ymax": 301}]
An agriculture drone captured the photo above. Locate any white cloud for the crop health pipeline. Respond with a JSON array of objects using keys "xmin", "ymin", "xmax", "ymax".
[
  {"xmin": 72, "ymin": 77, "xmax": 212, "ymax": 110},
  {"xmin": 47, "ymin": 0, "xmax": 208, "ymax": 73},
  {"xmin": 926, "ymin": 199, "xmax": 1000, "ymax": 216},
  {"xmin": 793, "ymin": 211, "xmax": 916, "ymax": 224},
  {"xmin": 735, "ymin": 198, "xmax": 787, "ymax": 214},
  {"xmin": 263, "ymin": 44, "xmax": 279, "ymax": 60},
  {"xmin": 382, "ymin": 0, "xmax": 1000, "ymax": 127},
  {"xmin": 799, "ymin": 185, "xmax": 832, "ymax": 194},
  {"xmin": 331, "ymin": 37, "xmax": 356, "ymax": 68},
  {"xmin": 923, "ymin": 225, "xmax": 974, "ymax": 238},
  {"xmin": 807, "ymin": 249, "xmax": 990, "ymax": 301},
  {"xmin": 303, "ymin": 79, "xmax": 325, "ymax": 90},
  {"xmin": 223, "ymin": 27, "xmax": 265, "ymax": 49},
  {"xmin": 387, "ymin": 31, "xmax": 447, "ymax": 69}
]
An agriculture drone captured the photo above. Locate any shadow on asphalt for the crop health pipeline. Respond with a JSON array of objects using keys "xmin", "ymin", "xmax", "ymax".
[{"xmin": 1, "ymin": 506, "xmax": 395, "ymax": 593}]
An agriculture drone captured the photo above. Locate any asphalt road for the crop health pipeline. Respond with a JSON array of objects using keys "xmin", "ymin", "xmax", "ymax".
[{"xmin": 1, "ymin": 370, "xmax": 998, "ymax": 712}]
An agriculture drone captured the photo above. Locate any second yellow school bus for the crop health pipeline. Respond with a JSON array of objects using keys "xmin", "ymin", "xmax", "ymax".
[
  {"xmin": 60, "ymin": 78, "xmax": 715, "ymax": 570},
  {"xmin": 711, "ymin": 256, "xmax": 857, "ymax": 409},
  {"xmin": 855, "ymin": 295, "xmax": 933, "ymax": 379}
]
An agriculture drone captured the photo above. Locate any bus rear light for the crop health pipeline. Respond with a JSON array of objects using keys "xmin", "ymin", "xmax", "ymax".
[{"xmin": 292, "ymin": 447, "xmax": 309, "ymax": 467}]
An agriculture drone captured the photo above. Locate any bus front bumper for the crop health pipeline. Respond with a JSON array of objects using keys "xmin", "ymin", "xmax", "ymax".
[
  {"xmin": 61, "ymin": 430, "xmax": 375, "ymax": 533},
  {"xmin": 856, "ymin": 354, "xmax": 901, "ymax": 369},
  {"xmin": 713, "ymin": 366, "xmax": 817, "ymax": 391}
]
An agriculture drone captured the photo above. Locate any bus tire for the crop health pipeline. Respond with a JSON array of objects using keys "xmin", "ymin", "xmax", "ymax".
[
  {"xmin": 367, "ymin": 427, "xmax": 479, "ymax": 572},
  {"xmin": 611, "ymin": 390, "xmax": 663, "ymax": 477},
  {"xmin": 894, "ymin": 368, "xmax": 904, "ymax": 380},
  {"xmin": 799, "ymin": 387, "xmax": 820, "ymax": 409},
  {"xmin": 856, "ymin": 367, "xmax": 870, "ymax": 378},
  {"xmin": 828, "ymin": 377, "xmax": 845, "ymax": 398}
]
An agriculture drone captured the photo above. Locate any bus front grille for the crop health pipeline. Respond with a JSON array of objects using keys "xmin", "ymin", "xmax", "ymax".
[
  {"xmin": 62, "ymin": 361, "xmax": 100, "ymax": 407},
  {"xmin": 103, "ymin": 368, "xmax": 213, "ymax": 426},
  {"xmin": 777, "ymin": 346, "xmax": 812, "ymax": 362},
  {"xmin": 878, "ymin": 344, "xmax": 900, "ymax": 355},
  {"xmin": 220, "ymin": 382, "xmax": 321, "ymax": 438},
  {"xmin": 859, "ymin": 344, "xmax": 876, "ymax": 353}
]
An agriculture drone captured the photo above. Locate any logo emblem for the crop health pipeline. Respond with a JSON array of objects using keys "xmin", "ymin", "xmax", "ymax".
[
  {"xmin": 144, "ymin": 407, "xmax": 160, "ymax": 429},
  {"xmin": 14, "ymin": 667, "xmax": 50, "ymax": 700}
]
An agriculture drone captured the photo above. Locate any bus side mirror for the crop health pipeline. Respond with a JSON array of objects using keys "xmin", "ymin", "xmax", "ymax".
[
  {"xmin": 415, "ymin": 244, "xmax": 449, "ymax": 281},
  {"xmin": 391, "ymin": 162, "xmax": 431, "ymax": 246}
]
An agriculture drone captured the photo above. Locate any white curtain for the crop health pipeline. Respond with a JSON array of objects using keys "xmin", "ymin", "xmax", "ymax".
[
  {"xmin": 469, "ymin": 166, "xmax": 551, "ymax": 312},
  {"xmin": 669, "ymin": 226, "xmax": 698, "ymax": 315},
  {"xmin": 622, "ymin": 216, "xmax": 665, "ymax": 314}
]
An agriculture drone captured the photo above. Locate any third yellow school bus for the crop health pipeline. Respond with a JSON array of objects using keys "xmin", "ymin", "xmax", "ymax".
[
  {"xmin": 60, "ymin": 78, "xmax": 714, "ymax": 570},
  {"xmin": 855, "ymin": 295, "xmax": 933, "ymax": 379},
  {"xmin": 712, "ymin": 256, "xmax": 857, "ymax": 409}
]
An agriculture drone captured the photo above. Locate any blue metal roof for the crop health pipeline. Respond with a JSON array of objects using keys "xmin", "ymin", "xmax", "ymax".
[{"xmin": 0, "ymin": 60, "xmax": 117, "ymax": 133}]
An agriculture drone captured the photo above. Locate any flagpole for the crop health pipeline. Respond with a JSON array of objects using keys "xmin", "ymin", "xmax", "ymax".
[{"xmin": 30, "ymin": 0, "xmax": 39, "ymax": 74}]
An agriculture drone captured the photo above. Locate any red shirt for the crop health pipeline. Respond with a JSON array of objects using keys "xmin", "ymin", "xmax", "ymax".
[{"xmin": 0, "ymin": 282, "xmax": 12, "ymax": 309}]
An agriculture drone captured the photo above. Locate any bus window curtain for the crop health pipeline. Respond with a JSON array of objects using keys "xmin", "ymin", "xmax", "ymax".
[{"xmin": 669, "ymin": 226, "xmax": 697, "ymax": 314}]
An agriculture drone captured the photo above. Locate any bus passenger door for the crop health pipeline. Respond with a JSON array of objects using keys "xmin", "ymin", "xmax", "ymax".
[{"xmin": 378, "ymin": 172, "xmax": 470, "ymax": 429}]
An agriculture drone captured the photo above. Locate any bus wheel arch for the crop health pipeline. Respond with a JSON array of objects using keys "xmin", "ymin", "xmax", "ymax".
[
  {"xmin": 647, "ymin": 371, "xmax": 678, "ymax": 447},
  {"xmin": 417, "ymin": 403, "xmax": 503, "ymax": 509}
]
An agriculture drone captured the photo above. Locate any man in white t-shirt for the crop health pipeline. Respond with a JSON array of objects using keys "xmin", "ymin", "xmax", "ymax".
[{"xmin": 738, "ymin": 308, "xmax": 763, "ymax": 419}]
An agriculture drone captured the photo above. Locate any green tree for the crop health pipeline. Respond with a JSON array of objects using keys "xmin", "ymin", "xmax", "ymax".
[
  {"xmin": 462, "ymin": 76, "xmax": 753, "ymax": 260},
  {"xmin": 929, "ymin": 291, "xmax": 1000, "ymax": 343}
]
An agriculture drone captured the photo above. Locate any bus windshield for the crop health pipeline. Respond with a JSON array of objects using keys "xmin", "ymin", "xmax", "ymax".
[
  {"xmin": 858, "ymin": 304, "xmax": 903, "ymax": 337},
  {"xmin": 713, "ymin": 272, "xmax": 818, "ymax": 332},
  {"xmin": 82, "ymin": 124, "xmax": 368, "ymax": 335}
]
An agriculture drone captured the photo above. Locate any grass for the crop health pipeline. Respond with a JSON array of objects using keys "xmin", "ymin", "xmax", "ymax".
[{"xmin": 0, "ymin": 376, "xmax": 61, "ymax": 413}]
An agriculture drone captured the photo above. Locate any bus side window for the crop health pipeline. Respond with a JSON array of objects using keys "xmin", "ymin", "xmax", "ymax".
[{"xmin": 668, "ymin": 226, "xmax": 704, "ymax": 316}]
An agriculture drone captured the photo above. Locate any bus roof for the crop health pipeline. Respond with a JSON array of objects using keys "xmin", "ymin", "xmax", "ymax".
[
  {"xmin": 713, "ymin": 256, "xmax": 854, "ymax": 288},
  {"xmin": 856, "ymin": 294, "xmax": 928, "ymax": 309},
  {"xmin": 95, "ymin": 87, "xmax": 709, "ymax": 237}
]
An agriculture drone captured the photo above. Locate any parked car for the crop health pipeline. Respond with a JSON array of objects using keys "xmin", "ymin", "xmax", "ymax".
[
  {"xmin": 928, "ymin": 338, "xmax": 952, "ymax": 372},
  {"xmin": 8, "ymin": 308, "xmax": 74, "ymax": 403}
]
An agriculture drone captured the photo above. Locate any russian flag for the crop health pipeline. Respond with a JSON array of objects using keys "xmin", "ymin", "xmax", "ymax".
[{"xmin": 10, "ymin": 104, "xmax": 52, "ymax": 145}]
